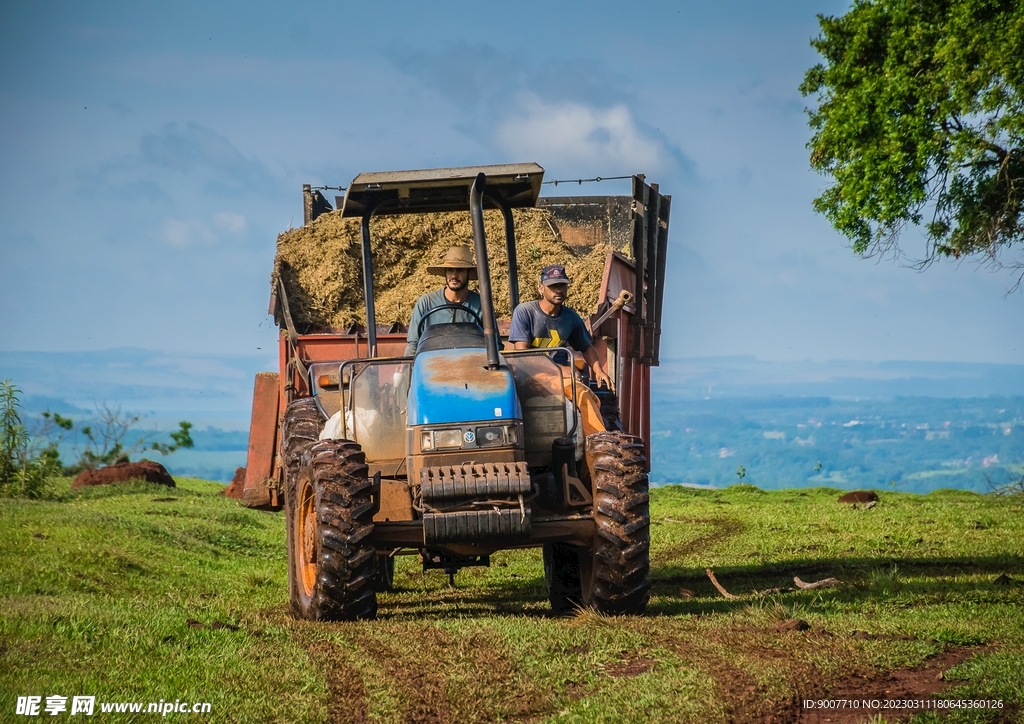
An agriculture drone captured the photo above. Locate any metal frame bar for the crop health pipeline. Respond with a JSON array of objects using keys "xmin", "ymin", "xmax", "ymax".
[
  {"xmin": 360, "ymin": 201, "xmax": 382, "ymax": 357},
  {"xmin": 469, "ymin": 174, "xmax": 502, "ymax": 370},
  {"xmin": 652, "ymin": 195, "xmax": 671, "ymax": 365},
  {"xmin": 338, "ymin": 356, "xmax": 413, "ymax": 439},
  {"xmin": 629, "ymin": 175, "xmax": 649, "ymax": 358},
  {"xmin": 643, "ymin": 185, "xmax": 661, "ymax": 363},
  {"xmin": 485, "ymin": 191, "xmax": 520, "ymax": 310}
]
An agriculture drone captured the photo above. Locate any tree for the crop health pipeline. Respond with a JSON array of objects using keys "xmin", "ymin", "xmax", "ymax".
[
  {"xmin": 1, "ymin": 380, "xmax": 60, "ymax": 498},
  {"xmin": 41, "ymin": 403, "xmax": 194, "ymax": 473},
  {"xmin": 1, "ymin": 380, "xmax": 26, "ymax": 487},
  {"xmin": 1, "ymin": 380, "xmax": 195, "ymax": 497},
  {"xmin": 801, "ymin": 0, "xmax": 1024, "ymax": 281}
]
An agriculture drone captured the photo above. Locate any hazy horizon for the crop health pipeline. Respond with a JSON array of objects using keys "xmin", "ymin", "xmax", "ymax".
[{"xmin": 4, "ymin": 348, "xmax": 1022, "ymax": 433}]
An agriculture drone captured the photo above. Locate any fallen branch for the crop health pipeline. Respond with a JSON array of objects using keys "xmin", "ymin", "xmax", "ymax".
[
  {"xmin": 794, "ymin": 576, "xmax": 843, "ymax": 590},
  {"xmin": 985, "ymin": 470, "xmax": 1024, "ymax": 496},
  {"xmin": 706, "ymin": 568, "xmax": 739, "ymax": 599}
]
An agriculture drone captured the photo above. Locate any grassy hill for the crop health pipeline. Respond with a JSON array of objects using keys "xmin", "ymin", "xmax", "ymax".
[{"xmin": 1, "ymin": 479, "xmax": 1022, "ymax": 722}]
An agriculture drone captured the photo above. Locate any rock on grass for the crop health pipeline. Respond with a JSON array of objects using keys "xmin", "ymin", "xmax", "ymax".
[{"xmin": 71, "ymin": 461, "xmax": 175, "ymax": 489}]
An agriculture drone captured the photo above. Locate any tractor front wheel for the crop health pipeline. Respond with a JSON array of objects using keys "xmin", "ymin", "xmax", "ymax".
[
  {"xmin": 287, "ymin": 438, "xmax": 378, "ymax": 621},
  {"xmin": 580, "ymin": 431, "xmax": 650, "ymax": 615}
]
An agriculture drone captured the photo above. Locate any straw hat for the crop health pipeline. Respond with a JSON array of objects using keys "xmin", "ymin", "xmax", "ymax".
[{"xmin": 426, "ymin": 246, "xmax": 478, "ymax": 279}]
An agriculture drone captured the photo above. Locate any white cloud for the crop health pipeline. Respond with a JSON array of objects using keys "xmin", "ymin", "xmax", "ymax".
[
  {"xmin": 162, "ymin": 213, "xmax": 248, "ymax": 247},
  {"xmin": 496, "ymin": 95, "xmax": 666, "ymax": 173},
  {"xmin": 162, "ymin": 218, "xmax": 215, "ymax": 248},
  {"xmin": 213, "ymin": 212, "xmax": 247, "ymax": 234}
]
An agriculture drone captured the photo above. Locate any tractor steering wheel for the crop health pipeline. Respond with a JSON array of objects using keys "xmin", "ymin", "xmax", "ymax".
[{"xmin": 417, "ymin": 303, "xmax": 484, "ymax": 336}]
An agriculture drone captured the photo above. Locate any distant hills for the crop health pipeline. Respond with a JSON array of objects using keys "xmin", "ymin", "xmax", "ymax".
[
  {"xmin": 2, "ymin": 349, "xmax": 1022, "ymax": 486},
  {"xmin": 652, "ymin": 357, "xmax": 1024, "ymax": 399},
  {"xmin": 0, "ymin": 347, "xmax": 276, "ymax": 430}
]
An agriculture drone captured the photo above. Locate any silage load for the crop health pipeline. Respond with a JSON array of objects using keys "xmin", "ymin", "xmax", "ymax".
[{"xmin": 273, "ymin": 208, "xmax": 622, "ymax": 333}]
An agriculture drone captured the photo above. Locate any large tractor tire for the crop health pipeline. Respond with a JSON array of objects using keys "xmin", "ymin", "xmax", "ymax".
[
  {"xmin": 282, "ymin": 399, "xmax": 321, "ymax": 616},
  {"xmin": 375, "ymin": 554, "xmax": 395, "ymax": 592},
  {"xmin": 286, "ymin": 437, "xmax": 378, "ymax": 621},
  {"xmin": 593, "ymin": 386, "xmax": 623, "ymax": 432},
  {"xmin": 543, "ymin": 542, "xmax": 585, "ymax": 615},
  {"xmin": 282, "ymin": 398, "xmax": 321, "ymax": 478},
  {"xmin": 580, "ymin": 431, "xmax": 650, "ymax": 615}
]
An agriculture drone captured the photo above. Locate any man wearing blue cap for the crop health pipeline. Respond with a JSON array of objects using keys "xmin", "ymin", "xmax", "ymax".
[{"xmin": 509, "ymin": 264, "xmax": 613, "ymax": 390}]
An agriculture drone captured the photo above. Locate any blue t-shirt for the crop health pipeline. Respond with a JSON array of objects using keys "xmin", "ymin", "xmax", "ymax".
[
  {"xmin": 508, "ymin": 300, "xmax": 592, "ymax": 352},
  {"xmin": 405, "ymin": 288, "xmax": 483, "ymax": 355}
]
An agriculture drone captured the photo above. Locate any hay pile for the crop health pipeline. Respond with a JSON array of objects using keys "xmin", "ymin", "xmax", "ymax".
[{"xmin": 273, "ymin": 208, "xmax": 625, "ymax": 333}]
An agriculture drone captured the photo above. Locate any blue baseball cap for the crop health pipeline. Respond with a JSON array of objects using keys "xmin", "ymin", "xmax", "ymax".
[{"xmin": 540, "ymin": 264, "xmax": 571, "ymax": 286}]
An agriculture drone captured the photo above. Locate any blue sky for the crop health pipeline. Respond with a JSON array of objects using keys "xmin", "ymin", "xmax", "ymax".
[{"xmin": 1, "ymin": 0, "xmax": 1021, "ymax": 367}]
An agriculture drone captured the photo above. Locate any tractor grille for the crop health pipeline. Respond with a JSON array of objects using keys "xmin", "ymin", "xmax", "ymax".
[
  {"xmin": 423, "ymin": 509, "xmax": 531, "ymax": 544},
  {"xmin": 420, "ymin": 462, "xmax": 531, "ymax": 504}
]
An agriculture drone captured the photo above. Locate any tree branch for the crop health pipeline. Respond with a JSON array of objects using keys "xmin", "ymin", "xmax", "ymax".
[{"xmin": 706, "ymin": 568, "xmax": 740, "ymax": 599}]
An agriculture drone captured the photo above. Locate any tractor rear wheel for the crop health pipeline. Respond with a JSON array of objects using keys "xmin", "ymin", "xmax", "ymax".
[
  {"xmin": 543, "ymin": 542, "xmax": 585, "ymax": 615},
  {"xmin": 375, "ymin": 554, "xmax": 395, "ymax": 591},
  {"xmin": 286, "ymin": 438, "xmax": 378, "ymax": 621},
  {"xmin": 581, "ymin": 431, "xmax": 650, "ymax": 615},
  {"xmin": 282, "ymin": 399, "xmax": 322, "ymax": 618}
]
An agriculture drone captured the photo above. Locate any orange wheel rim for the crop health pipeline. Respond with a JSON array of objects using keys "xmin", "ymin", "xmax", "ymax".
[{"xmin": 297, "ymin": 477, "xmax": 317, "ymax": 597}]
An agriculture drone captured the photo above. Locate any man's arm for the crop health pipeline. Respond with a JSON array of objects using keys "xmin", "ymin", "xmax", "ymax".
[
  {"xmin": 568, "ymin": 312, "xmax": 612, "ymax": 389},
  {"xmin": 508, "ymin": 303, "xmax": 532, "ymax": 351},
  {"xmin": 405, "ymin": 295, "xmax": 430, "ymax": 356},
  {"xmin": 583, "ymin": 344, "xmax": 613, "ymax": 389}
]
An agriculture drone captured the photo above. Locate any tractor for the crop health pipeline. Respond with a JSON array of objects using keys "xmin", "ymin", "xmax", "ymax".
[{"xmin": 242, "ymin": 163, "xmax": 670, "ymax": 620}]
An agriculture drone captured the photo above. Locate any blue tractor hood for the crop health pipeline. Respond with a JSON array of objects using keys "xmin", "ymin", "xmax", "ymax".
[{"xmin": 407, "ymin": 348, "xmax": 521, "ymax": 426}]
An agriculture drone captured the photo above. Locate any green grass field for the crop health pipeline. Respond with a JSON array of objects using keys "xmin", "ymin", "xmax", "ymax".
[{"xmin": 2, "ymin": 479, "xmax": 1022, "ymax": 723}]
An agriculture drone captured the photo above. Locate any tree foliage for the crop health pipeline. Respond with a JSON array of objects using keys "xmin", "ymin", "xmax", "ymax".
[
  {"xmin": 1, "ymin": 379, "xmax": 26, "ymax": 487},
  {"xmin": 801, "ymin": 0, "xmax": 1024, "ymax": 275},
  {"xmin": 1, "ymin": 380, "xmax": 60, "ymax": 498},
  {"xmin": 42, "ymin": 404, "xmax": 195, "ymax": 473},
  {"xmin": 1, "ymin": 379, "xmax": 195, "ymax": 497}
]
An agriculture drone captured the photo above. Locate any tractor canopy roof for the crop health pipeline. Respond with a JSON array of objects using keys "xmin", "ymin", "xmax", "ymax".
[{"xmin": 340, "ymin": 162, "xmax": 544, "ymax": 217}]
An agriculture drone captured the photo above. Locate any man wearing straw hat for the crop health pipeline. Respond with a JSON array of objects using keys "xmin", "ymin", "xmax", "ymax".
[{"xmin": 404, "ymin": 245, "xmax": 484, "ymax": 356}]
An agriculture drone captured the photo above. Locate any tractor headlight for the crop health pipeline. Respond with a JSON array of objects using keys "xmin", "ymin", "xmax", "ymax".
[
  {"xmin": 476, "ymin": 425, "xmax": 505, "ymax": 447},
  {"xmin": 432, "ymin": 429, "xmax": 464, "ymax": 449},
  {"xmin": 475, "ymin": 424, "xmax": 519, "ymax": 447}
]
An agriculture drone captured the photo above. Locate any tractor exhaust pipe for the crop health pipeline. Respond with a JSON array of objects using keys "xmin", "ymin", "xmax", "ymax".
[
  {"xmin": 360, "ymin": 202, "xmax": 380, "ymax": 357},
  {"xmin": 469, "ymin": 173, "xmax": 501, "ymax": 370}
]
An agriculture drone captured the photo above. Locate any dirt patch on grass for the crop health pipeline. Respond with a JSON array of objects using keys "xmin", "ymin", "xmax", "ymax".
[
  {"xmin": 363, "ymin": 632, "xmax": 449, "ymax": 723},
  {"xmin": 605, "ymin": 655, "xmax": 657, "ymax": 678},
  {"xmin": 789, "ymin": 646, "xmax": 988, "ymax": 723},
  {"xmin": 652, "ymin": 516, "xmax": 746, "ymax": 567},
  {"xmin": 302, "ymin": 634, "xmax": 370, "ymax": 724},
  {"xmin": 345, "ymin": 624, "xmax": 548, "ymax": 723},
  {"xmin": 708, "ymin": 653, "xmax": 784, "ymax": 722},
  {"xmin": 657, "ymin": 627, "xmax": 818, "ymax": 723}
]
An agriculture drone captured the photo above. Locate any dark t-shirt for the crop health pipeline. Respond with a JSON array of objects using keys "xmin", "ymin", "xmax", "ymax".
[{"xmin": 508, "ymin": 300, "xmax": 592, "ymax": 352}]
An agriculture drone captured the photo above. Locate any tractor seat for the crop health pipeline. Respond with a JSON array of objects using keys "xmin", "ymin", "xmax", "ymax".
[{"xmin": 417, "ymin": 322, "xmax": 486, "ymax": 353}]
